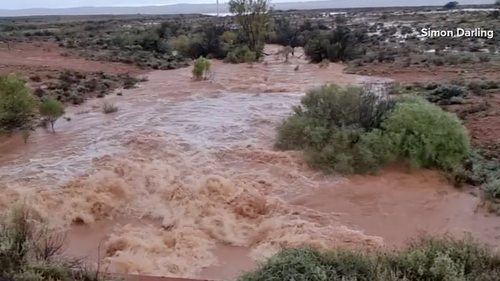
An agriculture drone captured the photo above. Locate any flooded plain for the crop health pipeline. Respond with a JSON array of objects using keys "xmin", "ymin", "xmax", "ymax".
[{"xmin": 0, "ymin": 46, "xmax": 499, "ymax": 280}]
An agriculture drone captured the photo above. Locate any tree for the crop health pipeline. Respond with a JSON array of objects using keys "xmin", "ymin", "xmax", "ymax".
[
  {"xmin": 444, "ymin": 1, "xmax": 459, "ymax": 9},
  {"xmin": 229, "ymin": 0, "xmax": 272, "ymax": 57},
  {"xmin": 0, "ymin": 74, "xmax": 36, "ymax": 131},
  {"xmin": 273, "ymin": 18, "xmax": 303, "ymax": 55},
  {"xmin": 304, "ymin": 26, "xmax": 368, "ymax": 63},
  {"xmin": 39, "ymin": 97, "xmax": 64, "ymax": 133}
]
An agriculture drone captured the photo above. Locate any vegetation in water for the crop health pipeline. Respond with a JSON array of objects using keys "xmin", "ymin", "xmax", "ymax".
[
  {"xmin": 39, "ymin": 97, "xmax": 65, "ymax": 133},
  {"xmin": 276, "ymin": 84, "xmax": 469, "ymax": 174},
  {"xmin": 192, "ymin": 57, "xmax": 212, "ymax": 80}
]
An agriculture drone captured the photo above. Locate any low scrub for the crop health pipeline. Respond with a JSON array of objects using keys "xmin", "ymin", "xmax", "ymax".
[
  {"xmin": 238, "ymin": 234, "xmax": 500, "ymax": 281},
  {"xmin": 35, "ymin": 70, "xmax": 144, "ymax": 105},
  {"xmin": 450, "ymin": 150, "xmax": 500, "ymax": 208},
  {"xmin": 225, "ymin": 45, "xmax": 258, "ymax": 64},
  {"xmin": 426, "ymin": 84, "xmax": 466, "ymax": 104},
  {"xmin": 276, "ymin": 85, "xmax": 470, "ymax": 174}
]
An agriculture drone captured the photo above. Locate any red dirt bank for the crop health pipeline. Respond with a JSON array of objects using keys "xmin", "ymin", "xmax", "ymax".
[{"xmin": 0, "ymin": 42, "xmax": 144, "ymax": 77}]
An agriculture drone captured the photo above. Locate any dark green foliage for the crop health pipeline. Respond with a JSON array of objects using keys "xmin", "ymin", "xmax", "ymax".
[
  {"xmin": 304, "ymin": 26, "xmax": 368, "ymax": 63},
  {"xmin": 292, "ymin": 84, "xmax": 395, "ymax": 131},
  {"xmin": 268, "ymin": 17, "xmax": 305, "ymax": 50},
  {"xmin": 225, "ymin": 45, "xmax": 258, "ymax": 63},
  {"xmin": 238, "ymin": 235, "xmax": 500, "ymax": 281},
  {"xmin": 444, "ymin": 1, "xmax": 459, "ymax": 9},
  {"xmin": 276, "ymin": 84, "xmax": 396, "ymax": 174},
  {"xmin": 276, "ymin": 85, "xmax": 470, "ymax": 175},
  {"xmin": 426, "ymin": 84, "xmax": 466, "ymax": 104},
  {"xmin": 304, "ymin": 126, "xmax": 398, "ymax": 174},
  {"xmin": 36, "ymin": 70, "xmax": 143, "ymax": 105}
]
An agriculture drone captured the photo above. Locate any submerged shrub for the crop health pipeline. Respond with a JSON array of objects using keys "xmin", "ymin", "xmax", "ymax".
[
  {"xmin": 275, "ymin": 115, "xmax": 311, "ymax": 150},
  {"xmin": 294, "ymin": 84, "xmax": 395, "ymax": 131},
  {"xmin": 102, "ymin": 102, "xmax": 119, "ymax": 114},
  {"xmin": 238, "ymin": 235, "xmax": 500, "ymax": 281},
  {"xmin": 305, "ymin": 126, "xmax": 397, "ymax": 174},
  {"xmin": 276, "ymin": 84, "xmax": 470, "ymax": 175},
  {"xmin": 276, "ymin": 84, "xmax": 396, "ymax": 174},
  {"xmin": 383, "ymin": 97, "xmax": 470, "ymax": 170},
  {"xmin": 192, "ymin": 57, "xmax": 211, "ymax": 80},
  {"xmin": 39, "ymin": 97, "xmax": 65, "ymax": 133}
]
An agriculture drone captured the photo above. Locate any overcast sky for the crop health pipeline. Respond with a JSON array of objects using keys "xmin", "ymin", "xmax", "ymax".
[
  {"xmin": 4, "ymin": 0, "xmax": 300, "ymax": 10},
  {"xmin": 3, "ymin": 0, "xmax": 489, "ymax": 10}
]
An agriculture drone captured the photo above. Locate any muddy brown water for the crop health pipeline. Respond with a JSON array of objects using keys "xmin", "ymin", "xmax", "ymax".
[{"xmin": 0, "ymin": 46, "xmax": 499, "ymax": 280}]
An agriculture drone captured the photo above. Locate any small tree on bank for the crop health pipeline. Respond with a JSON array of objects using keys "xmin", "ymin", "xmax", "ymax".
[
  {"xmin": 229, "ymin": 0, "xmax": 272, "ymax": 58},
  {"xmin": 39, "ymin": 97, "xmax": 64, "ymax": 133},
  {"xmin": 0, "ymin": 74, "xmax": 36, "ymax": 131}
]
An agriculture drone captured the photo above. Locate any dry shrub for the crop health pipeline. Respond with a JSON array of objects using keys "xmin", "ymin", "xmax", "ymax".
[
  {"xmin": 0, "ymin": 205, "xmax": 104, "ymax": 281},
  {"xmin": 102, "ymin": 102, "xmax": 119, "ymax": 114}
]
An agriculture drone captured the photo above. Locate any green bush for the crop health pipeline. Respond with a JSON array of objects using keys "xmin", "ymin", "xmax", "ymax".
[
  {"xmin": 0, "ymin": 74, "xmax": 37, "ymax": 131},
  {"xmin": 304, "ymin": 26, "xmax": 368, "ymax": 63},
  {"xmin": 304, "ymin": 126, "xmax": 398, "ymax": 174},
  {"xmin": 276, "ymin": 85, "xmax": 470, "ymax": 174},
  {"xmin": 238, "ymin": 235, "xmax": 500, "ymax": 281},
  {"xmin": 192, "ymin": 57, "xmax": 211, "ymax": 80},
  {"xmin": 39, "ymin": 97, "xmax": 65, "ymax": 133},
  {"xmin": 383, "ymin": 98, "xmax": 470, "ymax": 170},
  {"xmin": 225, "ymin": 45, "xmax": 258, "ymax": 64},
  {"xmin": 292, "ymin": 84, "xmax": 395, "ymax": 131},
  {"xmin": 276, "ymin": 84, "xmax": 396, "ymax": 174}
]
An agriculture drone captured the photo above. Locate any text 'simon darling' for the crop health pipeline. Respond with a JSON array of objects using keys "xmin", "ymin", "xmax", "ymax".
[{"xmin": 420, "ymin": 28, "xmax": 494, "ymax": 39}]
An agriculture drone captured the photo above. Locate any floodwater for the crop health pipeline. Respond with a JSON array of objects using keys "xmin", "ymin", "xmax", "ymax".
[{"xmin": 0, "ymin": 46, "xmax": 499, "ymax": 280}]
